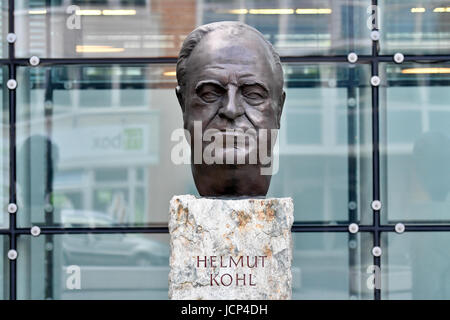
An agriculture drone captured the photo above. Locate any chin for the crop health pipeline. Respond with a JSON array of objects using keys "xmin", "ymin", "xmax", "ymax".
[
  {"xmin": 216, "ymin": 147, "xmax": 252, "ymax": 165},
  {"xmin": 191, "ymin": 162, "xmax": 272, "ymax": 198}
]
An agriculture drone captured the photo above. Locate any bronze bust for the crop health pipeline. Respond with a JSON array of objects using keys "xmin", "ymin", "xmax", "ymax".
[{"xmin": 176, "ymin": 21, "xmax": 285, "ymax": 197}]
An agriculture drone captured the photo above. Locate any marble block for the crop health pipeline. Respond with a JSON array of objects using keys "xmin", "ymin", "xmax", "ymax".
[{"xmin": 169, "ymin": 195, "xmax": 294, "ymax": 300}]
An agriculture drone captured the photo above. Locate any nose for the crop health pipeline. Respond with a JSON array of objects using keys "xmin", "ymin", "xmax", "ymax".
[{"xmin": 218, "ymin": 86, "xmax": 244, "ymax": 120}]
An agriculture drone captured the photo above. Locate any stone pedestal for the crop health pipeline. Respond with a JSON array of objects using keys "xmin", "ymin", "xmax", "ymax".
[{"xmin": 169, "ymin": 195, "xmax": 294, "ymax": 300}]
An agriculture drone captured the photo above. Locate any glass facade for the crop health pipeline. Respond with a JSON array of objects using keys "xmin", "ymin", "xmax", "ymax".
[
  {"xmin": 379, "ymin": 0, "xmax": 450, "ymax": 55},
  {"xmin": 1, "ymin": 66, "xmax": 7, "ymax": 229},
  {"xmin": 382, "ymin": 232, "xmax": 450, "ymax": 299},
  {"xmin": 0, "ymin": 235, "xmax": 6, "ymax": 299},
  {"xmin": 1, "ymin": 0, "xmax": 449, "ymax": 300},
  {"xmin": 14, "ymin": 0, "xmax": 372, "ymax": 58}
]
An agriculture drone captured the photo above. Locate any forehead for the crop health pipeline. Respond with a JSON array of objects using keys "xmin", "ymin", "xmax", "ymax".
[{"xmin": 186, "ymin": 29, "xmax": 275, "ymax": 83}]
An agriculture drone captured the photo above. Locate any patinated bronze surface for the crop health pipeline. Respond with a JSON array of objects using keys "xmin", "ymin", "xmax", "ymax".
[{"xmin": 176, "ymin": 21, "xmax": 285, "ymax": 197}]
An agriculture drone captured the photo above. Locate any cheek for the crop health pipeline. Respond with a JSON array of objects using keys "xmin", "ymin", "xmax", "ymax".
[
  {"xmin": 244, "ymin": 101, "xmax": 278, "ymax": 129},
  {"xmin": 184, "ymin": 97, "xmax": 221, "ymax": 129}
]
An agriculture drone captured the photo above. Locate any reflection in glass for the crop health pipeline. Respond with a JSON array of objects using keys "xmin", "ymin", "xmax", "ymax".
[
  {"xmin": 16, "ymin": 65, "xmax": 195, "ymax": 227},
  {"xmin": 292, "ymin": 232, "xmax": 372, "ymax": 299},
  {"xmin": 383, "ymin": 233, "xmax": 450, "ymax": 299},
  {"xmin": 0, "ymin": 2, "xmax": 7, "ymax": 58},
  {"xmin": 202, "ymin": 0, "xmax": 371, "ymax": 56},
  {"xmin": 17, "ymin": 234, "xmax": 169, "ymax": 299},
  {"xmin": 380, "ymin": 63, "xmax": 450, "ymax": 223},
  {"xmin": 380, "ymin": 0, "xmax": 450, "ymax": 54},
  {"xmin": 14, "ymin": 0, "xmax": 371, "ymax": 58},
  {"xmin": 16, "ymin": 63, "xmax": 372, "ymax": 226}
]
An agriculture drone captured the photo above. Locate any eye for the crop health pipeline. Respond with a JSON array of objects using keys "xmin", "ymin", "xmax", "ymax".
[
  {"xmin": 201, "ymin": 92, "xmax": 221, "ymax": 103},
  {"xmin": 196, "ymin": 83, "xmax": 225, "ymax": 103},
  {"xmin": 243, "ymin": 92, "xmax": 264, "ymax": 100},
  {"xmin": 241, "ymin": 85, "xmax": 268, "ymax": 104}
]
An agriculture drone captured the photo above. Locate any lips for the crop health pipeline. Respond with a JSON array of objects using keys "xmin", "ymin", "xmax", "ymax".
[
  {"xmin": 217, "ymin": 132, "xmax": 249, "ymax": 149},
  {"xmin": 209, "ymin": 126, "xmax": 254, "ymax": 133},
  {"xmin": 215, "ymin": 130, "xmax": 249, "ymax": 137}
]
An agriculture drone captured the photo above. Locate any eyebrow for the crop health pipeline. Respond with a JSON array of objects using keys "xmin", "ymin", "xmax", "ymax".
[
  {"xmin": 195, "ymin": 80, "xmax": 227, "ymax": 91},
  {"xmin": 195, "ymin": 79, "xmax": 269, "ymax": 93}
]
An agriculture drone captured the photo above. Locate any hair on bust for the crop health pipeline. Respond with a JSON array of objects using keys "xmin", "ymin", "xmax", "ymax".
[{"xmin": 176, "ymin": 21, "xmax": 283, "ymax": 92}]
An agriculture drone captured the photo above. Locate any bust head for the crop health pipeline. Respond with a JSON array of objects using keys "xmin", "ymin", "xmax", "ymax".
[{"xmin": 176, "ymin": 21, "xmax": 285, "ymax": 197}]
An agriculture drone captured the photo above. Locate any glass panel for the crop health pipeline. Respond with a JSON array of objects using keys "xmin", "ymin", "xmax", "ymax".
[
  {"xmin": 382, "ymin": 232, "xmax": 450, "ymax": 299},
  {"xmin": 0, "ymin": 1, "xmax": 7, "ymax": 58},
  {"xmin": 1, "ymin": 66, "xmax": 8, "ymax": 229},
  {"xmin": 292, "ymin": 232, "xmax": 373, "ymax": 299},
  {"xmin": 268, "ymin": 63, "xmax": 372, "ymax": 224},
  {"xmin": 14, "ymin": 0, "xmax": 371, "ymax": 58},
  {"xmin": 380, "ymin": 0, "xmax": 450, "ymax": 54},
  {"xmin": 17, "ymin": 233, "xmax": 169, "ymax": 299},
  {"xmin": 16, "ymin": 63, "xmax": 372, "ymax": 226},
  {"xmin": 16, "ymin": 64, "xmax": 196, "ymax": 227},
  {"xmin": 0, "ymin": 235, "xmax": 6, "ymax": 299},
  {"xmin": 380, "ymin": 63, "xmax": 450, "ymax": 223}
]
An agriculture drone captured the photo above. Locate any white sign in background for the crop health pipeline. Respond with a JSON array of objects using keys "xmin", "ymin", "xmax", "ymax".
[{"xmin": 55, "ymin": 125, "xmax": 150, "ymax": 160}]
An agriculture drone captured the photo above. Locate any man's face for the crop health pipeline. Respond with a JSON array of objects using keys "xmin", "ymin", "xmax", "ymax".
[{"xmin": 177, "ymin": 29, "xmax": 285, "ymax": 164}]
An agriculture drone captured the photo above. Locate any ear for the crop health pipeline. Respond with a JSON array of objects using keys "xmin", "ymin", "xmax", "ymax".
[
  {"xmin": 276, "ymin": 90, "xmax": 286, "ymax": 129},
  {"xmin": 175, "ymin": 86, "xmax": 185, "ymax": 113}
]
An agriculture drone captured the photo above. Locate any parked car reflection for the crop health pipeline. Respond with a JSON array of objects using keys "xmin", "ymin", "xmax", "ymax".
[{"xmin": 60, "ymin": 209, "xmax": 169, "ymax": 267}]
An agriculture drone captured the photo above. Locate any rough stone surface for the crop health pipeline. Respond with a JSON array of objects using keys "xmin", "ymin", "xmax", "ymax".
[{"xmin": 169, "ymin": 195, "xmax": 294, "ymax": 300}]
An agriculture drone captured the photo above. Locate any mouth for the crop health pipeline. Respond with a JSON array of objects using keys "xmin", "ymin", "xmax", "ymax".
[
  {"xmin": 216, "ymin": 130, "xmax": 246, "ymax": 137},
  {"xmin": 216, "ymin": 130, "xmax": 257, "ymax": 146}
]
